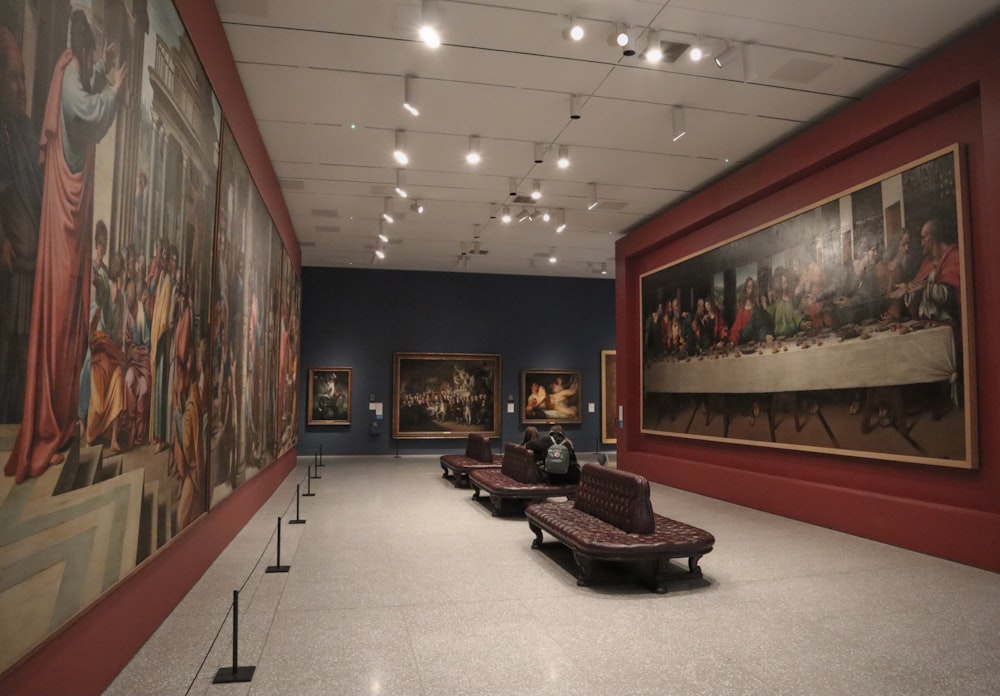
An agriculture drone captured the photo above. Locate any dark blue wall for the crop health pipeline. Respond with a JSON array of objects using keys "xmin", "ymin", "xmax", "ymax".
[{"xmin": 299, "ymin": 267, "xmax": 616, "ymax": 456}]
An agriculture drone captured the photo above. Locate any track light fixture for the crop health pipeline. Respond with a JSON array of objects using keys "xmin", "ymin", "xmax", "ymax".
[
  {"xmin": 743, "ymin": 42, "xmax": 758, "ymax": 82},
  {"xmin": 531, "ymin": 180, "xmax": 542, "ymax": 200},
  {"xmin": 600, "ymin": 262, "xmax": 608, "ymax": 275},
  {"xmin": 501, "ymin": 205, "xmax": 512, "ymax": 223},
  {"xmin": 608, "ymin": 23, "xmax": 630, "ymax": 50},
  {"xmin": 570, "ymin": 94, "xmax": 583, "ymax": 120},
  {"xmin": 508, "ymin": 177, "xmax": 518, "ymax": 197},
  {"xmin": 563, "ymin": 16, "xmax": 584, "ymax": 41},
  {"xmin": 541, "ymin": 209, "xmax": 551, "ymax": 223},
  {"xmin": 645, "ymin": 30, "xmax": 663, "ymax": 62},
  {"xmin": 382, "ymin": 197, "xmax": 394, "ymax": 223},
  {"xmin": 549, "ymin": 253, "xmax": 558, "ymax": 264},
  {"xmin": 556, "ymin": 208, "xmax": 567, "ymax": 233},
  {"xmin": 403, "ymin": 75, "xmax": 419, "ymax": 116},
  {"xmin": 394, "ymin": 169, "xmax": 407, "ymax": 198},
  {"xmin": 378, "ymin": 232, "xmax": 389, "ymax": 244},
  {"xmin": 418, "ymin": 0, "xmax": 441, "ymax": 48},
  {"xmin": 557, "ymin": 145, "xmax": 570, "ymax": 169},
  {"xmin": 375, "ymin": 248, "xmax": 386, "ymax": 259},
  {"xmin": 517, "ymin": 207, "xmax": 532, "ymax": 223},
  {"xmin": 410, "ymin": 199, "xmax": 424, "ymax": 214},
  {"xmin": 465, "ymin": 135, "xmax": 481, "ymax": 164},
  {"xmin": 473, "ymin": 223, "xmax": 482, "ymax": 239},
  {"xmin": 587, "ymin": 183, "xmax": 599, "ymax": 211},
  {"xmin": 533, "ymin": 142, "xmax": 545, "ymax": 164},
  {"xmin": 672, "ymin": 106, "xmax": 686, "ymax": 142},
  {"xmin": 714, "ymin": 43, "xmax": 739, "ymax": 68},
  {"xmin": 393, "ymin": 130, "xmax": 408, "ymax": 165},
  {"xmin": 689, "ymin": 36, "xmax": 706, "ymax": 61}
]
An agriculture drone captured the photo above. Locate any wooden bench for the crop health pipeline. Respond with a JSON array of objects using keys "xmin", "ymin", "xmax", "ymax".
[
  {"xmin": 525, "ymin": 464, "xmax": 715, "ymax": 593},
  {"xmin": 439, "ymin": 433, "xmax": 501, "ymax": 487},
  {"xmin": 469, "ymin": 442, "xmax": 578, "ymax": 516}
]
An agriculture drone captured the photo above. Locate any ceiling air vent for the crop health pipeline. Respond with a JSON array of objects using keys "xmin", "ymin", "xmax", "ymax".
[
  {"xmin": 511, "ymin": 195, "xmax": 535, "ymax": 204},
  {"xmin": 315, "ymin": 225, "xmax": 339, "ymax": 233},
  {"xmin": 312, "ymin": 208, "xmax": 339, "ymax": 218},
  {"xmin": 768, "ymin": 58, "xmax": 833, "ymax": 85},
  {"xmin": 593, "ymin": 200, "xmax": 628, "ymax": 211},
  {"xmin": 279, "ymin": 178, "xmax": 305, "ymax": 190},
  {"xmin": 662, "ymin": 41, "xmax": 690, "ymax": 63}
]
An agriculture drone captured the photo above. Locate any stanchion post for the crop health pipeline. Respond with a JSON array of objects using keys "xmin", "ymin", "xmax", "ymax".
[
  {"xmin": 266, "ymin": 517, "xmax": 290, "ymax": 573},
  {"xmin": 289, "ymin": 484, "xmax": 306, "ymax": 524},
  {"xmin": 311, "ymin": 457, "xmax": 322, "ymax": 479},
  {"xmin": 213, "ymin": 590, "xmax": 255, "ymax": 683},
  {"xmin": 318, "ymin": 444, "xmax": 324, "ymax": 467},
  {"xmin": 303, "ymin": 464, "xmax": 315, "ymax": 497}
]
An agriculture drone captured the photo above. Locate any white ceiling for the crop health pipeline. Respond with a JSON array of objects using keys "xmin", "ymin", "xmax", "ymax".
[{"xmin": 215, "ymin": 0, "xmax": 1000, "ymax": 279}]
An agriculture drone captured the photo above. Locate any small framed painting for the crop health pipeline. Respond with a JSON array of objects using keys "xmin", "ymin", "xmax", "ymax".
[
  {"xmin": 521, "ymin": 368, "xmax": 583, "ymax": 425},
  {"xmin": 307, "ymin": 367, "xmax": 352, "ymax": 425}
]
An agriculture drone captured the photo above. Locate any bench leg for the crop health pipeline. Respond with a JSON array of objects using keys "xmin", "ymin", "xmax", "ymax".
[
  {"xmin": 490, "ymin": 496, "xmax": 505, "ymax": 517},
  {"xmin": 470, "ymin": 484, "xmax": 481, "ymax": 500},
  {"xmin": 440, "ymin": 463, "xmax": 450, "ymax": 479},
  {"xmin": 688, "ymin": 555, "xmax": 704, "ymax": 578},
  {"xmin": 572, "ymin": 552, "xmax": 595, "ymax": 586},
  {"xmin": 528, "ymin": 522, "xmax": 544, "ymax": 549}
]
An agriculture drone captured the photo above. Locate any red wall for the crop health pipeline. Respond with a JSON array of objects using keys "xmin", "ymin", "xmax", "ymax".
[
  {"xmin": 617, "ymin": 18, "xmax": 1000, "ymax": 573},
  {"xmin": 0, "ymin": 2, "xmax": 300, "ymax": 694}
]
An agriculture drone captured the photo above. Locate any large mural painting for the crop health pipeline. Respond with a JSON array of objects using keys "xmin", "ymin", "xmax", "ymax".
[{"xmin": 0, "ymin": 0, "xmax": 299, "ymax": 677}]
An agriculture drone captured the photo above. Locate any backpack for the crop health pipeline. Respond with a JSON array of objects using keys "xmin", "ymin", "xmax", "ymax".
[{"xmin": 544, "ymin": 435, "xmax": 571, "ymax": 475}]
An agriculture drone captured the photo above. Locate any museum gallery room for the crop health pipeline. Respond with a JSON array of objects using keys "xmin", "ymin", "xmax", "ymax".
[{"xmin": 1, "ymin": 1, "xmax": 1000, "ymax": 694}]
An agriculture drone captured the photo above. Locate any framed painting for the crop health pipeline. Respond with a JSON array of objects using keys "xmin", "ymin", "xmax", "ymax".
[
  {"xmin": 393, "ymin": 353, "xmax": 501, "ymax": 439},
  {"xmin": 640, "ymin": 144, "xmax": 976, "ymax": 469},
  {"xmin": 601, "ymin": 350, "xmax": 618, "ymax": 444},
  {"xmin": 521, "ymin": 369, "xmax": 583, "ymax": 425},
  {"xmin": 307, "ymin": 368, "xmax": 352, "ymax": 425}
]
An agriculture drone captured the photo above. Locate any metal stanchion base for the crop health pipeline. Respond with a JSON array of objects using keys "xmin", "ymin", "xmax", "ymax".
[
  {"xmin": 288, "ymin": 518, "xmax": 306, "ymax": 525},
  {"xmin": 265, "ymin": 565, "xmax": 290, "ymax": 573},
  {"xmin": 213, "ymin": 666, "xmax": 255, "ymax": 683},
  {"xmin": 302, "ymin": 492, "xmax": 316, "ymax": 497}
]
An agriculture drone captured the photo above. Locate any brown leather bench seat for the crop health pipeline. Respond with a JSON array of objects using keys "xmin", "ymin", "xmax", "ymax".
[
  {"xmin": 469, "ymin": 442, "xmax": 577, "ymax": 516},
  {"xmin": 525, "ymin": 464, "xmax": 715, "ymax": 593},
  {"xmin": 439, "ymin": 433, "xmax": 501, "ymax": 487}
]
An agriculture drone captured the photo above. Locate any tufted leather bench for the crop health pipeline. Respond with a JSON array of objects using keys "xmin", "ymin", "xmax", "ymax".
[
  {"xmin": 469, "ymin": 443, "xmax": 578, "ymax": 516},
  {"xmin": 525, "ymin": 464, "xmax": 715, "ymax": 593},
  {"xmin": 439, "ymin": 433, "xmax": 502, "ymax": 487}
]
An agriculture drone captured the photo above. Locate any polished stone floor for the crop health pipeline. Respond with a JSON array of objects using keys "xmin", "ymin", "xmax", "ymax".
[{"xmin": 106, "ymin": 454, "xmax": 1000, "ymax": 696}]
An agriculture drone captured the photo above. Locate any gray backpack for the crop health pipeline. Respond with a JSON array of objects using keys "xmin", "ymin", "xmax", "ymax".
[{"xmin": 544, "ymin": 435, "xmax": 570, "ymax": 475}]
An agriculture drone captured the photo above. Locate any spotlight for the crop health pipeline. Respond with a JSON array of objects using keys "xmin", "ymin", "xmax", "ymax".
[
  {"xmin": 531, "ymin": 180, "xmax": 542, "ymax": 200},
  {"xmin": 570, "ymin": 94, "xmax": 583, "ymax": 119},
  {"xmin": 533, "ymin": 142, "xmax": 545, "ymax": 164},
  {"xmin": 393, "ymin": 130, "xmax": 408, "ymax": 165},
  {"xmin": 410, "ymin": 199, "xmax": 424, "ymax": 214},
  {"xmin": 715, "ymin": 44, "xmax": 739, "ymax": 68},
  {"xmin": 541, "ymin": 209, "xmax": 551, "ymax": 223},
  {"xmin": 562, "ymin": 16, "xmax": 584, "ymax": 41},
  {"xmin": 556, "ymin": 145, "xmax": 570, "ymax": 169},
  {"xmin": 403, "ymin": 75, "xmax": 419, "ymax": 116},
  {"xmin": 644, "ymin": 30, "xmax": 663, "ymax": 62},
  {"xmin": 555, "ymin": 209, "xmax": 567, "ymax": 233},
  {"xmin": 509, "ymin": 177, "xmax": 518, "ymax": 197},
  {"xmin": 501, "ymin": 206, "xmax": 512, "ymax": 223},
  {"xmin": 375, "ymin": 248, "xmax": 386, "ymax": 259},
  {"xmin": 587, "ymin": 183, "xmax": 599, "ymax": 211},
  {"xmin": 743, "ymin": 42, "xmax": 758, "ymax": 82},
  {"xmin": 378, "ymin": 232, "xmax": 389, "ymax": 243},
  {"xmin": 517, "ymin": 207, "xmax": 532, "ymax": 223},
  {"xmin": 466, "ymin": 135, "xmax": 481, "ymax": 164},
  {"xmin": 549, "ymin": 254, "xmax": 557, "ymax": 264},
  {"xmin": 394, "ymin": 169, "xmax": 407, "ymax": 198},
  {"xmin": 689, "ymin": 36, "xmax": 705, "ymax": 61},
  {"xmin": 382, "ymin": 197, "xmax": 394, "ymax": 223},
  {"xmin": 418, "ymin": 0, "xmax": 441, "ymax": 48},
  {"xmin": 608, "ymin": 23, "xmax": 630, "ymax": 50},
  {"xmin": 601, "ymin": 262, "xmax": 608, "ymax": 275},
  {"xmin": 473, "ymin": 223, "xmax": 482, "ymax": 239},
  {"xmin": 672, "ymin": 106, "xmax": 686, "ymax": 142}
]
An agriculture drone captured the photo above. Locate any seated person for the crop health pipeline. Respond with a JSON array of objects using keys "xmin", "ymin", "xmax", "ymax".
[
  {"xmin": 525, "ymin": 424, "xmax": 581, "ymax": 484},
  {"xmin": 521, "ymin": 426, "xmax": 539, "ymax": 445}
]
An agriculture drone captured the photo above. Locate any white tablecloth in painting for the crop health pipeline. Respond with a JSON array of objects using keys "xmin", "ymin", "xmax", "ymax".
[{"xmin": 644, "ymin": 324, "xmax": 956, "ymax": 394}]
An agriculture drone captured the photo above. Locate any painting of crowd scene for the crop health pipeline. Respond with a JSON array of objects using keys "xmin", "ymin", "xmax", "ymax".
[
  {"xmin": 522, "ymin": 368, "xmax": 583, "ymax": 425},
  {"xmin": 393, "ymin": 352, "xmax": 501, "ymax": 439},
  {"xmin": 208, "ymin": 123, "xmax": 291, "ymax": 507},
  {"xmin": 0, "ymin": 0, "xmax": 299, "ymax": 677},
  {"xmin": 640, "ymin": 145, "xmax": 975, "ymax": 468}
]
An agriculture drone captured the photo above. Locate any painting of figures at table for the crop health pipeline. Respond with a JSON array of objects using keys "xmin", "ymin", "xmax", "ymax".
[
  {"xmin": 522, "ymin": 369, "xmax": 583, "ymax": 425},
  {"xmin": 0, "ymin": 0, "xmax": 221, "ymax": 676},
  {"xmin": 641, "ymin": 145, "xmax": 975, "ymax": 469},
  {"xmin": 209, "ymin": 123, "xmax": 286, "ymax": 506},
  {"xmin": 393, "ymin": 352, "xmax": 501, "ymax": 438}
]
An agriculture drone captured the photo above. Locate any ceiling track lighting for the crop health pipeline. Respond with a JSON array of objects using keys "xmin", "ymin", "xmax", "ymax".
[
  {"xmin": 556, "ymin": 144, "xmax": 570, "ymax": 169},
  {"xmin": 517, "ymin": 207, "xmax": 532, "ymax": 223},
  {"xmin": 714, "ymin": 43, "xmax": 739, "ymax": 68},
  {"xmin": 743, "ymin": 42, "xmax": 758, "ymax": 83},
  {"xmin": 556, "ymin": 208, "xmax": 567, "ymax": 233},
  {"xmin": 570, "ymin": 94, "xmax": 583, "ymax": 120},
  {"xmin": 689, "ymin": 35, "xmax": 706, "ymax": 62},
  {"xmin": 466, "ymin": 135, "xmax": 481, "ymax": 164},
  {"xmin": 403, "ymin": 75, "xmax": 419, "ymax": 116},
  {"xmin": 473, "ymin": 223, "xmax": 482, "ymax": 239},
  {"xmin": 418, "ymin": 0, "xmax": 441, "ymax": 48},
  {"xmin": 549, "ymin": 253, "xmax": 558, "ymax": 264},
  {"xmin": 382, "ymin": 197, "xmax": 394, "ymax": 223},
  {"xmin": 608, "ymin": 23, "xmax": 632, "ymax": 54},
  {"xmin": 533, "ymin": 142, "xmax": 545, "ymax": 164},
  {"xmin": 410, "ymin": 199, "xmax": 424, "ymax": 214},
  {"xmin": 375, "ymin": 248, "xmax": 386, "ymax": 260},
  {"xmin": 378, "ymin": 220, "xmax": 389, "ymax": 243},
  {"xmin": 672, "ymin": 106, "xmax": 687, "ymax": 142},
  {"xmin": 645, "ymin": 30, "xmax": 663, "ymax": 62},
  {"xmin": 540, "ymin": 209, "xmax": 551, "ymax": 223},
  {"xmin": 393, "ymin": 130, "xmax": 409, "ymax": 165},
  {"xmin": 587, "ymin": 183, "xmax": 599, "ymax": 211},
  {"xmin": 562, "ymin": 16, "xmax": 584, "ymax": 41},
  {"xmin": 500, "ymin": 205, "xmax": 512, "ymax": 223},
  {"xmin": 531, "ymin": 180, "xmax": 542, "ymax": 200},
  {"xmin": 508, "ymin": 177, "xmax": 518, "ymax": 197},
  {"xmin": 394, "ymin": 169, "xmax": 407, "ymax": 198}
]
